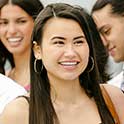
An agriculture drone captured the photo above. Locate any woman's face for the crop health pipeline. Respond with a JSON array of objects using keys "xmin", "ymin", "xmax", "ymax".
[
  {"xmin": 34, "ymin": 18, "xmax": 89, "ymax": 81},
  {"xmin": 0, "ymin": 4, "xmax": 34, "ymax": 55}
]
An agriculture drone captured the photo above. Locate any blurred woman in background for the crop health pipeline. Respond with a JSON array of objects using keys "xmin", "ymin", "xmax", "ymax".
[{"xmin": 0, "ymin": 0, "xmax": 44, "ymax": 91}]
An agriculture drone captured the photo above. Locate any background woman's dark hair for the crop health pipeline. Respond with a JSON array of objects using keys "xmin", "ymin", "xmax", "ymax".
[
  {"xmin": 0, "ymin": 0, "xmax": 44, "ymax": 74},
  {"xmin": 30, "ymin": 3, "xmax": 114, "ymax": 124},
  {"xmin": 0, "ymin": 43, "xmax": 6, "ymax": 74}
]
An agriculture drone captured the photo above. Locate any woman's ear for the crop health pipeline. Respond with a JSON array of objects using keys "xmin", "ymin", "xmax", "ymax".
[{"xmin": 33, "ymin": 41, "xmax": 42, "ymax": 60}]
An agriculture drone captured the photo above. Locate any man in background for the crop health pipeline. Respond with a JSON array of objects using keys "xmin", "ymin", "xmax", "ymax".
[{"xmin": 92, "ymin": 0, "xmax": 124, "ymax": 90}]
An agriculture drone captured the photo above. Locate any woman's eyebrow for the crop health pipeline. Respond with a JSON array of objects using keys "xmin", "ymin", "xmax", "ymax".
[
  {"xmin": 73, "ymin": 35, "xmax": 85, "ymax": 40},
  {"xmin": 51, "ymin": 35, "xmax": 85, "ymax": 41},
  {"xmin": 51, "ymin": 36, "xmax": 65, "ymax": 40}
]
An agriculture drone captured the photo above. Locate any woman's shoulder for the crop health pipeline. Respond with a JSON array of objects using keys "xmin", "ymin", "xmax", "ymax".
[
  {"xmin": 101, "ymin": 84, "xmax": 124, "ymax": 123},
  {"xmin": 0, "ymin": 95, "xmax": 29, "ymax": 124},
  {"xmin": 102, "ymin": 83, "xmax": 124, "ymax": 98},
  {"xmin": 101, "ymin": 84, "xmax": 124, "ymax": 107}
]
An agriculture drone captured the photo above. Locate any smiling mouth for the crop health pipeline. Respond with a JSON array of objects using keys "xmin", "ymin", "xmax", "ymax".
[
  {"xmin": 7, "ymin": 37, "xmax": 23, "ymax": 47},
  {"xmin": 8, "ymin": 37, "xmax": 22, "ymax": 43},
  {"xmin": 58, "ymin": 61, "xmax": 79, "ymax": 66}
]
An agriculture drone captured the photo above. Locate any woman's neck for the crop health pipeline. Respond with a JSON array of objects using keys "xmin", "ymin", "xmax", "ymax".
[
  {"xmin": 8, "ymin": 50, "xmax": 30, "ymax": 89},
  {"xmin": 50, "ymin": 77, "xmax": 86, "ymax": 105}
]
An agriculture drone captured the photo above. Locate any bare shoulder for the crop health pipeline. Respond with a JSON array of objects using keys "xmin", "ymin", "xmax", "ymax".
[
  {"xmin": 102, "ymin": 84, "xmax": 124, "ymax": 123},
  {"xmin": 0, "ymin": 96, "xmax": 29, "ymax": 124}
]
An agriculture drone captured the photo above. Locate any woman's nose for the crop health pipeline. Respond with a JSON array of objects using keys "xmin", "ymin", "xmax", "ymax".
[
  {"xmin": 7, "ymin": 23, "xmax": 17, "ymax": 35},
  {"xmin": 64, "ymin": 45, "xmax": 76, "ymax": 58}
]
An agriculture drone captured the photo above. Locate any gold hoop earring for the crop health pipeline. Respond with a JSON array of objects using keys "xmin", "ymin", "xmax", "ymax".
[
  {"xmin": 87, "ymin": 56, "xmax": 94, "ymax": 73},
  {"xmin": 34, "ymin": 59, "xmax": 43, "ymax": 73}
]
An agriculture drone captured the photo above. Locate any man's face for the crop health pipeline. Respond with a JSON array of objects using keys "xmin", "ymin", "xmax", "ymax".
[{"xmin": 92, "ymin": 4, "xmax": 124, "ymax": 62}]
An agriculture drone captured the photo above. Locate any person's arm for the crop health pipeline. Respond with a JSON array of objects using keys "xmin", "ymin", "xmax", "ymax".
[
  {"xmin": 103, "ymin": 84, "xmax": 124, "ymax": 124},
  {"xmin": 0, "ymin": 97, "xmax": 29, "ymax": 124}
]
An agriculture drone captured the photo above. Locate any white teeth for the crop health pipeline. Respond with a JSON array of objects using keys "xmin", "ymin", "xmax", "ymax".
[
  {"xmin": 8, "ymin": 38, "xmax": 22, "ymax": 42},
  {"xmin": 60, "ymin": 62, "xmax": 77, "ymax": 66}
]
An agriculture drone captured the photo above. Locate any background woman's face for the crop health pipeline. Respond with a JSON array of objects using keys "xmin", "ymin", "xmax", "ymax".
[{"xmin": 0, "ymin": 4, "xmax": 34, "ymax": 55}]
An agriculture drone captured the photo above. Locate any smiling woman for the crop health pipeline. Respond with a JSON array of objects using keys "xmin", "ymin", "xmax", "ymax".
[
  {"xmin": 29, "ymin": 3, "xmax": 124, "ymax": 124},
  {"xmin": 33, "ymin": 17, "xmax": 89, "ymax": 81},
  {"xmin": 0, "ymin": 0, "xmax": 44, "ymax": 91}
]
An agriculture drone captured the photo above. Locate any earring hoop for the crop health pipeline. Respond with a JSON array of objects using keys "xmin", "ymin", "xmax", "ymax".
[
  {"xmin": 34, "ymin": 59, "xmax": 43, "ymax": 73},
  {"xmin": 87, "ymin": 56, "xmax": 94, "ymax": 73}
]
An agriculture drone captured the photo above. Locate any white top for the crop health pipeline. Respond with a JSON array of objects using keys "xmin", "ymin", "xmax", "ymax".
[
  {"xmin": 106, "ymin": 56, "xmax": 123, "ymax": 78},
  {"xmin": 0, "ymin": 74, "xmax": 27, "ymax": 114},
  {"xmin": 108, "ymin": 63, "xmax": 124, "ymax": 89},
  {"xmin": 108, "ymin": 71, "xmax": 123, "ymax": 88}
]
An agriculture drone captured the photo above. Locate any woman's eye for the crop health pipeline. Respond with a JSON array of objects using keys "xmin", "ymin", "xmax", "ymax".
[
  {"xmin": 0, "ymin": 21, "xmax": 8, "ymax": 26},
  {"xmin": 53, "ymin": 41, "xmax": 64, "ymax": 46},
  {"xmin": 17, "ymin": 20, "xmax": 27, "ymax": 24},
  {"xmin": 74, "ymin": 40, "xmax": 84, "ymax": 46}
]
